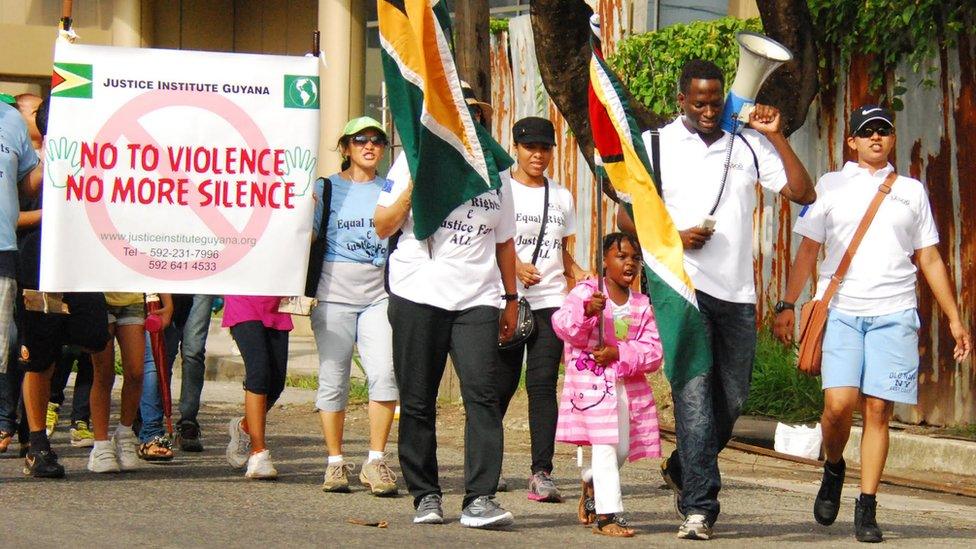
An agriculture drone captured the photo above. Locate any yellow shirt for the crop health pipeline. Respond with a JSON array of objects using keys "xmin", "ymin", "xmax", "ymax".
[{"xmin": 104, "ymin": 292, "xmax": 143, "ymax": 307}]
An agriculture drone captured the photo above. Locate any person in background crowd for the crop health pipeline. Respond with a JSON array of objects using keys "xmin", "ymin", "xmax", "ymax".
[
  {"xmin": 313, "ymin": 117, "xmax": 398, "ymax": 496},
  {"xmin": 88, "ymin": 292, "xmax": 172, "ymax": 473},
  {"xmin": 223, "ymin": 295, "xmax": 292, "ymax": 480},
  {"xmin": 374, "ymin": 84, "xmax": 519, "ymax": 528},
  {"xmin": 7, "ymin": 95, "xmax": 97, "ymax": 478},
  {"xmin": 773, "ymin": 104, "xmax": 971, "ymax": 543},
  {"xmin": 47, "ymin": 348, "xmax": 95, "ymax": 447},
  {"xmin": 497, "ymin": 116, "xmax": 589, "ymax": 502}
]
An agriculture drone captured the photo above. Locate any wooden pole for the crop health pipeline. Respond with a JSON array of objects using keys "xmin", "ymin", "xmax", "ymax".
[
  {"xmin": 453, "ymin": 0, "xmax": 491, "ymax": 113},
  {"xmin": 596, "ymin": 174, "xmax": 605, "ymax": 346},
  {"xmin": 60, "ymin": 0, "xmax": 74, "ymax": 31}
]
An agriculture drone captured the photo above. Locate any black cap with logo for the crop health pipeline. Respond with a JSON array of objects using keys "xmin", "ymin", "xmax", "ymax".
[
  {"xmin": 849, "ymin": 104, "xmax": 894, "ymax": 135},
  {"xmin": 512, "ymin": 116, "xmax": 556, "ymax": 146}
]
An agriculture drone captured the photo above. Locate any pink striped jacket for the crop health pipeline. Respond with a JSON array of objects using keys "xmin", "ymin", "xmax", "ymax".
[{"xmin": 552, "ymin": 278, "xmax": 663, "ymax": 461}]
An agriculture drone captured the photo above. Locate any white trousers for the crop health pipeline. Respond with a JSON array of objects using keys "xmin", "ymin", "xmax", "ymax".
[{"xmin": 583, "ymin": 383, "xmax": 630, "ymax": 514}]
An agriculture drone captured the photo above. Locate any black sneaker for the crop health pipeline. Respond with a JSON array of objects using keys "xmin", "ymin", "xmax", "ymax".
[
  {"xmin": 177, "ymin": 420, "xmax": 204, "ymax": 452},
  {"xmin": 814, "ymin": 459, "xmax": 845, "ymax": 526},
  {"xmin": 413, "ymin": 493, "xmax": 444, "ymax": 524},
  {"xmin": 460, "ymin": 495, "xmax": 515, "ymax": 528},
  {"xmin": 854, "ymin": 496, "xmax": 883, "ymax": 543},
  {"xmin": 661, "ymin": 455, "xmax": 685, "ymax": 519},
  {"xmin": 23, "ymin": 448, "xmax": 66, "ymax": 479}
]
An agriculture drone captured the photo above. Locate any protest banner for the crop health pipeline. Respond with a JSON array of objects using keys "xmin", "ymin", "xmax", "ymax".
[{"xmin": 41, "ymin": 42, "xmax": 320, "ymax": 295}]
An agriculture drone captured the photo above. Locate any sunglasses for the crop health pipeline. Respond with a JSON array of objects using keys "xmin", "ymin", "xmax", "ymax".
[
  {"xmin": 351, "ymin": 135, "xmax": 388, "ymax": 146},
  {"xmin": 855, "ymin": 126, "xmax": 893, "ymax": 138}
]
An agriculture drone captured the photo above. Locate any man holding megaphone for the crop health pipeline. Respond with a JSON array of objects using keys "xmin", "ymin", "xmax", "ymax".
[{"xmin": 619, "ymin": 55, "xmax": 814, "ymax": 540}]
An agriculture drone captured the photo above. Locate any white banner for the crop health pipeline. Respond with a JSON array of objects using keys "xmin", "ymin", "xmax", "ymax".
[{"xmin": 41, "ymin": 43, "xmax": 320, "ymax": 295}]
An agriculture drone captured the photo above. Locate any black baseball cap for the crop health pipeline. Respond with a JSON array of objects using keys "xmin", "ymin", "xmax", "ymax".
[
  {"xmin": 850, "ymin": 104, "xmax": 894, "ymax": 135},
  {"xmin": 512, "ymin": 116, "xmax": 556, "ymax": 146}
]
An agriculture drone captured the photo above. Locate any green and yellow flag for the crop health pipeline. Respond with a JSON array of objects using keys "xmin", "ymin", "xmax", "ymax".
[
  {"xmin": 51, "ymin": 62, "xmax": 93, "ymax": 99},
  {"xmin": 378, "ymin": 0, "xmax": 512, "ymax": 239},
  {"xmin": 587, "ymin": 15, "xmax": 711, "ymax": 390}
]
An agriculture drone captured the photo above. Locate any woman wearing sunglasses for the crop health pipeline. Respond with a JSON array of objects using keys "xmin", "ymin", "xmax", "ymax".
[{"xmin": 311, "ymin": 117, "xmax": 399, "ymax": 496}]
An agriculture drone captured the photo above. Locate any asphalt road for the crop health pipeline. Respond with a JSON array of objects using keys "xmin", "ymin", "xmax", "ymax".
[{"xmin": 2, "ymin": 391, "xmax": 974, "ymax": 548}]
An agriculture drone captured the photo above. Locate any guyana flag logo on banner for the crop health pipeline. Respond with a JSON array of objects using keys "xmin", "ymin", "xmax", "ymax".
[{"xmin": 52, "ymin": 63, "xmax": 93, "ymax": 99}]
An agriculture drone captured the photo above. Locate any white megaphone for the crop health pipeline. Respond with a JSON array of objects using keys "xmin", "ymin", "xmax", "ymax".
[{"xmin": 720, "ymin": 32, "xmax": 793, "ymax": 133}]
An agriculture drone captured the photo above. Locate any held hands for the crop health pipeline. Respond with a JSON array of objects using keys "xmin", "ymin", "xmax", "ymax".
[
  {"xmin": 949, "ymin": 320, "xmax": 972, "ymax": 363},
  {"xmin": 584, "ymin": 292, "xmax": 606, "ymax": 317},
  {"xmin": 498, "ymin": 299, "xmax": 518, "ymax": 343},
  {"xmin": 592, "ymin": 344, "xmax": 619, "ymax": 365},
  {"xmin": 748, "ymin": 104, "xmax": 782, "ymax": 135},
  {"xmin": 517, "ymin": 260, "xmax": 542, "ymax": 287},
  {"xmin": 679, "ymin": 227, "xmax": 713, "ymax": 250},
  {"xmin": 773, "ymin": 309, "xmax": 795, "ymax": 345}
]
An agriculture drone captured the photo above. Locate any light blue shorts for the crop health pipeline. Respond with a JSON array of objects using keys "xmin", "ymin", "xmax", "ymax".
[{"xmin": 821, "ymin": 308, "xmax": 920, "ymax": 404}]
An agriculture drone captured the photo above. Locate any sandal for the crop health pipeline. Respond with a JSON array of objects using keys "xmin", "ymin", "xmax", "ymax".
[
  {"xmin": 578, "ymin": 479, "xmax": 596, "ymax": 525},
  {"xmin": 593, "ymin": 513, "xmax": 636, "ymax": 538},
  {"xmin": 0, "ymin": 430, "xmax": 13, "ymax": 453},
  {"xmin": 137, "ymin": 436, "xmax": 174, "ymax": 462}
]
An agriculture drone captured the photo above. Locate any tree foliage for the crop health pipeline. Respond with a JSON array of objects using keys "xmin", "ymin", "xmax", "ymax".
[
  {"xmin": 808, "ymin": 0, "xmax": 975, "ymax": 101},
  {"xmin": 608, "ymin": 17, "xmax": 764, "ymax": 120}
]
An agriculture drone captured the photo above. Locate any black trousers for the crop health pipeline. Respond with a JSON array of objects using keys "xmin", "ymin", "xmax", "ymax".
[
  {"xmin": 230, "ymin": 321, "xmax": 289, "ymax": 407},
  {"xmin": 497, "ymin": 307, "xmax": 562, "ymax": 474},
  {"xmin": 389, "ymin": 294, "xmax": 503, "ymax": 509}
]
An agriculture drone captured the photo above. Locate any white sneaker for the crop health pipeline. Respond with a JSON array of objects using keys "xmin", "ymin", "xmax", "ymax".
[
  {"xmin": 88, "ymin": 444, "xmax": 121, "ymax": 473},
  {"xmin": 112, "ymin": 428, "xmax": 140, "ymax": 471},
  {"xmin": 677, "ymin": 514, "xmax": 713, "ymax": 540},
  {"xmin": 226, "ymin": 417, "xmax": 251, "ymax": 469},
  {"xmin": 245, "ymin": 449, "xmax": 278, "ymax": 480}
]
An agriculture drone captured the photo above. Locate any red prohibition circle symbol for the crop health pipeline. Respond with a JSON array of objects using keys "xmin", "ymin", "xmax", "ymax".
[{"xmin": 85, "ymin": 90, "xmax": 277, "ymax": 280}]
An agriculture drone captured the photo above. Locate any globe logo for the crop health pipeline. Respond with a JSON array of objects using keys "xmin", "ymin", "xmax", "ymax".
[{"xmin": 284, "ymin": 75, "xmax": 320, "ymax": 109}]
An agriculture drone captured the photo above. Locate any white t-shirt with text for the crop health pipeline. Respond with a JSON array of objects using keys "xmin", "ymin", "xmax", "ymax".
[
  {"xmin": 509, "ymin": 173, "xmax": 577, "ymax": 310},
  {"xmin": 378, "ymin": 154, "xmax": 516, "ymax": 311},
  {"xmin": 793, "ymin": 162, "xmax": 939, "ymax": 316},
  {"xmin": 642, "ymin": 117, "xmax": 788, "ymax": 304}
]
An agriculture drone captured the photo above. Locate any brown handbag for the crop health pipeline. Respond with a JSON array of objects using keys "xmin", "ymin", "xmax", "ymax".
[{"xmin": 796, "ymin": 172, "xmax": 897, "ymax": 376}]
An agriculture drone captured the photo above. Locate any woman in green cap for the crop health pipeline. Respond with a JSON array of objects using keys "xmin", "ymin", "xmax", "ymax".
[{"xmin": 311, "ymin": 116, "xmax": 399, "ymax": 496}]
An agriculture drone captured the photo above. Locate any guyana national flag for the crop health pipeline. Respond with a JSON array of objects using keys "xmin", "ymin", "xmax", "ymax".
[
  {"xmin": 378, "ymin": 0, "xmax": 512, "ymax": 240},
  {"xmin": 51, "ymin": 62, "xmax": 93, "ymax": 99},
  {"xmin": 587, "ymin": 15, "xmax": 711, "ymax": 390}
]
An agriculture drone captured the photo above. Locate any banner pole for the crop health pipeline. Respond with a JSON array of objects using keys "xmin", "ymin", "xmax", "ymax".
[
  {"xmin": 311, "ymin": 30, "xmax": 321, "ymax": 57},
  {"xmin": 60, "ymin": 0, "xmax": 73, "ymax": 31}
]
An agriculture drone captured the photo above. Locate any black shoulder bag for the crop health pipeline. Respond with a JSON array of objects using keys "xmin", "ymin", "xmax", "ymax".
[
  {"xmin": 304, "ymin": 177, "xmax": 333, "ymax": 298},
  {"xmin": 499, "ymin": 179, "xmax": 549, "ymax": 350}
]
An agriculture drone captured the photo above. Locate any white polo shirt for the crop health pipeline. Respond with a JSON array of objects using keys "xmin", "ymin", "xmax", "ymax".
[
  {"xmin": 793, "ymin": 162, "xmax": 939, "ymax": 316},
  {"xmin": 509, "ymin": 173, "xmax": 577, "ymax": 310},
  {"xmin": 642, "ymin": 117, "xmax": 787, "ymax": 304},
  {"xmin": 378, "ymin": 154, "xmax": 516, "ymax": 311}
]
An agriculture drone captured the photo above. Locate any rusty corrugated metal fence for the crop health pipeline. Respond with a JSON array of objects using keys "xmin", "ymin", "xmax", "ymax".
[{"xmin": 490, "ymin": 15, "xmax": 974, "ymax": 426}]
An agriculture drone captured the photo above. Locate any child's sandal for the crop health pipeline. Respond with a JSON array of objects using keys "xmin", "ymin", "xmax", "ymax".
[
  {"xmin": 137, "ymin": 436, "xmax": 174, "ymax": 462},
  {"xmin": 593, "ymin": 514, "xmax": 635, "ymax": 537},
  {"xmin": 578, "ymin": 479, "xmax": 596, "ymax": 525}
]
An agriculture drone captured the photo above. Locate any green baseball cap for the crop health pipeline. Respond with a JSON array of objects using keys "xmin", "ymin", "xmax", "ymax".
[
  {"xmin": 341, "ymin": 116, "xmax": 386, "ymax": 139},
  {"xmin": 0, "ymin": 93, "xmax": 16, "ymax": 105}
]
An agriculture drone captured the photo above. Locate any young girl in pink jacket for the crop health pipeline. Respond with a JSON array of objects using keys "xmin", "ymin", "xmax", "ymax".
[{"xmin": 553, "ymin": 232, "xmax": 663, "ymax": 537}]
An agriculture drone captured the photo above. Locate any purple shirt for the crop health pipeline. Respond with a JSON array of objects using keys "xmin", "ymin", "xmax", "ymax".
[{"xmin": 221, "ymin": 296, "xmax": 294, "ymax": 331}]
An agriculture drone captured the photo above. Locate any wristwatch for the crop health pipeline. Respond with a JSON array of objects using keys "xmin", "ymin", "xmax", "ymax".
[
  {"xmin": 774, "ymin": 300, "xmax": 795, "ymax": 314},
  {"xmin": 501, "ymin": 293, "xmax": 519, "ymax": 302}
]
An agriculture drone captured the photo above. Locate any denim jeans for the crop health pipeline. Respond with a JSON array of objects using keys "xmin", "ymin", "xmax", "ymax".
[
  {"xmin": 670, "ymin": 290, "xmax": 757, "ymax": 523},
  {"xmin": 138, "ymin": 332, "xmax": 165, "ymax": 442},
  {"xmin": 164, "ymin": 295, "xmax": 213, "ymax": 425}
]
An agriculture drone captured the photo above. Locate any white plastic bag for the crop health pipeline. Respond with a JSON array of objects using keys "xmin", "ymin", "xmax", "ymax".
[{"xmin": 773, "ymin": 422, "xmax": 822, "ymax": 460}]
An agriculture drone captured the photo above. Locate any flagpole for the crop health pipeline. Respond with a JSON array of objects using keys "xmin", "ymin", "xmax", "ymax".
[{"xmin": 596, "ymin": 174, "xmax": 605, "ymax": 347}]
